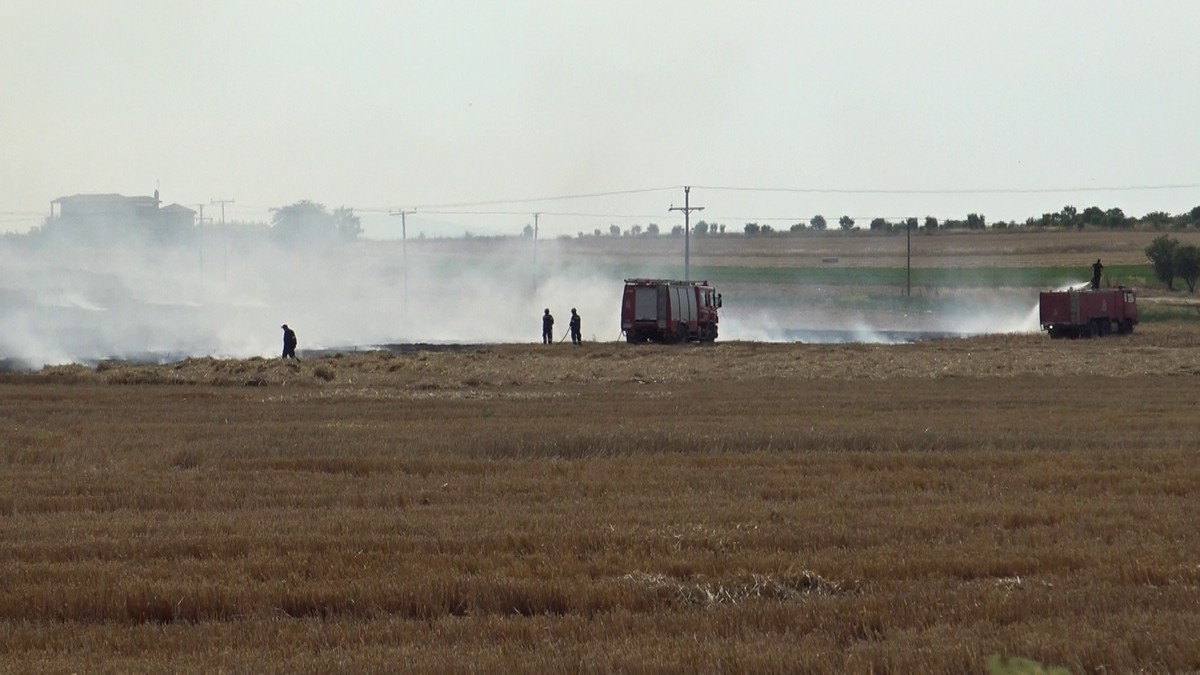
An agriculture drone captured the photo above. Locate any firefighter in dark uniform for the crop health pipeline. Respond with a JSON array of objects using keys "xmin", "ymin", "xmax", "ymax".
[
  {"xmin": 281, "ymin": 324, "xmax": 298, "ymax": 360},
  {"xmin": 1091, "ymin": 259, "xmax": 1104, "ymax": 290},
  {"xmin": 542, "ymin": 309, "xmax": 554, "ymax": 344},
  {"xmin": 569, "ymin": 308, "xmax": 582, "ymax": 346}
]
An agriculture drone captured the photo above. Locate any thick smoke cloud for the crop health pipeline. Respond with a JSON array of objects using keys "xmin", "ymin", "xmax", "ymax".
[
  {"xmin": 0, "ymin": 229, "xmax": 626, "ymax": 367},
  {"xmin": 720, "ymin": 288, "xmax": 1041, "ymax": 344},
  {"xmin": 0, "ymin": 226, "xmax": 1043, "ymax": 368}
]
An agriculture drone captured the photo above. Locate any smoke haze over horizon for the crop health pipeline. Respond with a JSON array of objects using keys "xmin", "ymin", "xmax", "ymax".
[{"xmin": 0, "ymin": 225, "xmax": 1046, "ymax": 369}]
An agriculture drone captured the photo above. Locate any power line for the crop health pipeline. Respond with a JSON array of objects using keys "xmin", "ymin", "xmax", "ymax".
[
  {"xmin": 692, "ymin": 182, "xmax": 1200, "ymax": 196},
  {"xmin": 172, "ymin": 179, "xmax": 1200, "ymax": 220},
  {"xmin": 407, "ymin": 186, "xmax": 680, "ymax": 210},
  {"xmin": 416, "ymin": 209, "xmax": 668, "ymax": 219}
]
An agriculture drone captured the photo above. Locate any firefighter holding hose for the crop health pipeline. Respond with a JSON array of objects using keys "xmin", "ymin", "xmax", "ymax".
[
  {"xmin": 569, "ymin": 308, "xmax": 582, "ymax": 346},
  {"xmin": 1091, "ymin": 259, "xmax": 1104, "ymax": 290}
]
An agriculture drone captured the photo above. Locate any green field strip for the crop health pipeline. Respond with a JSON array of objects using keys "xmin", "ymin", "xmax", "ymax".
[{"xmin": 597, "ymin": 263, "xmax": 1152, "ymax": 288}]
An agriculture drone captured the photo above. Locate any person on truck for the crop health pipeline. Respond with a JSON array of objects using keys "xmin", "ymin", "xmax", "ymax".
[
  {"xmin": 569, "ymin": 308, "xmax": 582, "ymax": 346},
  {"xmin": 1091, "ymin": 259, "xmax": 1104, "ymax": 290},
  {"xmin": 542, "ymin": 308, "xmax": 555, "ymax": 344}
]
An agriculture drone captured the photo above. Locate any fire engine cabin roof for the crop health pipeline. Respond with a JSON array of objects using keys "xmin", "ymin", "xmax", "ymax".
[{"xmin": 624, "ymin": 278, "xmax": 711, "ymax": 286}]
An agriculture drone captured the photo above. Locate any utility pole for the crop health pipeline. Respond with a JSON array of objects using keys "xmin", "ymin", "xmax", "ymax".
[
  {"xmin": 210, "ymin": 198, "xmax": 234, "ymax": 226},
  {"xmin": 669, "ymin": 186, "xmax": 704, "ymax": 280},
  {"xmin": 389, "ymin": 209, "xmax": 414, "ymax": 312},
  {"xmin": 211, "ymin": 198, "xmax": 234, "ymax": 290},
  {"xmin": 195, "ymin": 204, "xmax": 212, "ymax": 299},
  {"xmin": 532, "ymin": 212, "xmax": 541, "ymax": 294},
  {"xmin": 906, "ymin": 218, "xmax": 912, "ymax": 297}
]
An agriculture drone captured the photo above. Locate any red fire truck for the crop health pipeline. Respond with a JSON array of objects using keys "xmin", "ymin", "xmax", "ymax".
[
  {"xmin": 621, "ymin": 278, "xmax": 721, "ymax": 343},
  {"xmin": 1039, "ymin": 286, "xmax": 1138, "ymax": 338}
]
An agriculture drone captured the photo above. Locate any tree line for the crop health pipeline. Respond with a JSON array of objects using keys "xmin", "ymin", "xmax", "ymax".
[
  {"xmin": 579, "ymin": 204, "xmax": 1200, "ymax": 238},
  {"xmin": 1145, "ymin": 235, "xmax": 1200, "ymax": 293}
]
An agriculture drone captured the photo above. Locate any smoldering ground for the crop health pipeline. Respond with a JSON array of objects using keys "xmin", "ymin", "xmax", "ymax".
[{"xmin": 0, "ymin": 228, "xmax": 1045, "ymax": 367}]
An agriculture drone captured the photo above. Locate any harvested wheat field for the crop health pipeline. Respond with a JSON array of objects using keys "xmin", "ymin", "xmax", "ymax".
[{"xmin": 3, "ymin": 323, "xmax": 1200, "ymax": 673}]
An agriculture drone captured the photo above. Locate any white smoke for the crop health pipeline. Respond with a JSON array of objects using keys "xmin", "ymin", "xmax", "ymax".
[
  {"xmin": 719, "ymin": 286, "xmax": 1043, "ymax": 344},
  {"xmin": 1, "ymin": 227, "xmax": 1055, "ymax": 367},
  {"xmin": 0, "ymin": 231, "xmax": 625, "ymax": 367}
]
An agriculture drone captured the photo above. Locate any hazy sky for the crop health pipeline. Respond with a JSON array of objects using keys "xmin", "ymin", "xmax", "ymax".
[{"xmin": 3, "ymin": 1, "xmax": 1198, "ymax": 238}]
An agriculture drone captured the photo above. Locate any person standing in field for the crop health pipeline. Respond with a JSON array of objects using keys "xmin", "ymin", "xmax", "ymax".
[
  {"xmin": 281, "ymin": 324, "xmax": 299, "ymax": 360},
  {"xmin": 542, "ymin": 309, "xmax": 554, "ymax": 344},
  {"xmin": 1091, "ymin": 258, "xmax": 1104, "ymax": 290},
  {"xmin": 569, "ymin": 308, "xmax": 582, "ymax": 346}
]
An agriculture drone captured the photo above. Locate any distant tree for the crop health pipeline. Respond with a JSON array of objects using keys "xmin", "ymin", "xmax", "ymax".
[
  {"xmin": 760, "ymin": 224, "xmax": 774, "ymax": 234},
  {"xmin": 838, "ymin": 215, "xmax": 855, "ymax": 231},
  {"xmin": 1176, "ymin": 244, "xmax": 1200, "ymax": 293},
  {"xmin": 1190, "ymin": 206, "xmax": 1200, "ymax": 225},
  {"xmin": 1143, "ymin": 211, "xmax": 1172, "ymax": 229},
  {"xmin": 718, "ymin": 224, "xmax": 726, "ymax": 234},
  {"xmin": 1146, "ymin": 234, "xmax": 1180, "ymax": 290},
  {"xmin": 790, "ymin": 222, "xmax": 806, "ymax": 233},
  {"xmin": 810, "ymin": 214, "xmax": 827, "ymax": 231},
  {"xmin": 593, "ymin": 228, "xmax": 602, "ymax": 237},
  {"xmin": 272, "ymin": 200, "xmax": 338, "ymax": 241},
  {"xmin": 671, "ymin": 225, "xmax": 684, "ymax": 236},
  {"xmin": 1080, "ymin": 206, "xmax": 1105, "ymax": 229},
  {"xmin": 868, "ymin": 218, "xmax": 889, "ymax": 232},
  {"xmin": 609, "ymin": 224, "xmax": 620, "ymax": 237},
  {"xmin": 966, "ymin": 213, "xmax": 986, "ymax": 230},
  {"xmin": 630, "ymin": 224, "xmax": 643, "ymax": 236},
  {"xmin": 332, "ymin": 206, "xmax": 362, "ymax": 240},
  {"xmin": 923, "ymin": 216, "xmax": 939, "ymax": 231},
  {"xmin": 744, "ymin": 222, "xmax": 761, "ymax": 235},
  {"xmin": 646, "ymin": 222, "xmax": 659, "ymax": 236},
  {"xmin": 1103, "ymin": 207, "xmax": 1128, "ymax": 229},
  {"xmin": 693, "ymin": 221, "xmax": 709, "ymax": 235},
  {"xmin": 522, "ymin": 224, "xmax": 535, "ymax": 238},
  {"xmin": 1060, "ymin": 205, "xmax": 1078, "ymax": 228},
  {"xmin": 905, "ymin": 217, "xmax": 918, "ymax": 231}
]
